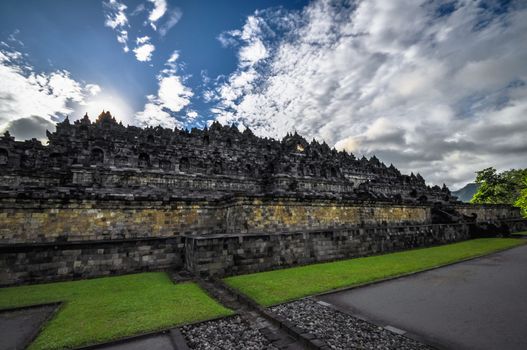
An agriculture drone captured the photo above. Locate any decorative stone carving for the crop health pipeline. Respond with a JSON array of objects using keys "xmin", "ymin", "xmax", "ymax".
[{"xmin": 0, "ymin": 111, "xmax": 456, "ymax": 204}]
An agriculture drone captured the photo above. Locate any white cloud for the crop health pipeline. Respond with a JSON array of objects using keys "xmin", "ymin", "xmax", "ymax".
[
  {"xmin": 133, "ymin": 39, "xmax": 155, "ymax": 62},
  {"xmin": 158, "ymin": 76, "xmax": 193, "ymax": 112},
  {"xmin": 0, "ymin": 46, "xmax": 99, "ymax": 141},
  {"xmin": 211, "ymin": 0, "xmax": 527, "ymax": 188},
  {"xmin": 167, "ymin": 51, "xmax": 179, "ymax": 63},
  {"xmin": 239, "ymin": 39, "xmax": 268, "ymax": 66},
  {"xmin": 102, "ymin": 0, "xmax": 181, "ymax": 54},
  {"xmin": 147, "ymin": 0, "xmax": 167, "ymax": 29},
  {"xmin": 103, "ymin": 0, "xmax": 129, "ymax": 52},
  {"xmin": 136, "ymin": 35, "xmax": 150, "ymax": 44},
  {"xmin": 135, "ymin": 53, "xmax": 194, "ymax": 129},
  {"xmin": 187, "ymin": 110, "xmax": 198, "ymax": 120},
  {"xmin": 135, "ymin": 95, "xmax": 176, "ymax": 129},
  {"xmin": 218, "ymin": 33, "xmax": 238, "ymax": 48},
  {"xmin": 103, "ymin": 0, "xmax": 127, "ymax": 28}
]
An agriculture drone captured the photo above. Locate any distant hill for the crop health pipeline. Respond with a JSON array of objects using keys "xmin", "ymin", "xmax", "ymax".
[{"xmin": 452, "ymin": 183, "xmax": 480, "ymax": 202}]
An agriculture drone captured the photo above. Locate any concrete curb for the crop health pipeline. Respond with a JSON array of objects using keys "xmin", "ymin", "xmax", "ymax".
[
  {"xmin": 0, "ymin": 301, "xmax": 62, "ymax": 313},
  {"xmin": 77, "ymin": 329, "xmax": 172, "ymax": 350}
]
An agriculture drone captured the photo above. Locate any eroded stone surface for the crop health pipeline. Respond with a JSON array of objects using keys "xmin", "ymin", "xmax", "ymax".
[
  {"xmin": 0, "ymin": 111, "xmax": 452, "ymax": 203},
  {"xmin": 0, "ymin": 111, "xmax": 524, "ymax": 285}
]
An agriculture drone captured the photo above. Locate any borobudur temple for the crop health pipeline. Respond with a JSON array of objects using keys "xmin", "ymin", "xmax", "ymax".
[{"xmin": 0, "ymin": 111, "xmax": 525, "ymax": 285}]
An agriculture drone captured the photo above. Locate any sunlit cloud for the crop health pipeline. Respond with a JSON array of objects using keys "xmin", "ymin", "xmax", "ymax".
[
  {"xmin": 133, "ymin": 36, "xmax": 155, "ymax": 62},
  {"xmin": 135, "ymin": 51, "xmax": 194, "ymax": 128},
  {"xmin": 147, "ymin": 0, "xmax": 167, "ymax": 30},
  {"xmin": 78, "ymin": 91, "xmax": 135, "ymax": 125},
  {"xmin": 210, "ymin": 0, "xmax": 527, "ymax": 188},
  {"xmin": 0, "ymin": 44, "xmax": 101, "ymax": 141}
]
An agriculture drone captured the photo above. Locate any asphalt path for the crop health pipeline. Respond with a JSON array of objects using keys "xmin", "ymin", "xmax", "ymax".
[
  {"xmin": 0, "ymin": 305, "xmax": 56, "ymax": 350},
  {"xmin": 318, "ymin": 244, "xmax": 527, "ymax": 350}
]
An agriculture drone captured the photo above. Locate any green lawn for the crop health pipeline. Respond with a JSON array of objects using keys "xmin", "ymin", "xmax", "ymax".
[
  {"xmin": 224, "ymin": 238, "xmax": 525, "ymax": 306},
  {"xmin": 511, "ymin": 231, "xmax": 527, "ymax": 235},
  {"xmin": 0, "ymin": 272, "xmax": 232, "ymax": 350}
]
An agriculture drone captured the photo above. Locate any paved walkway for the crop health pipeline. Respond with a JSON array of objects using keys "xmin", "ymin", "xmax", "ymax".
[
  {"xmin": 0, "ymin": 305, "xmax": 57, "ymax": 350},
  {"xmin": 95, "ymin": 333, "xmax": 174, "ymax": 350},
  {"xmin": 318, "ymin": 244, "xmax": 527, "ymax": 350}
]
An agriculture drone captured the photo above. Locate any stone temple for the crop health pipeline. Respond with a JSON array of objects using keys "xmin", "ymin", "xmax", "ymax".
[{"xmin": 0, "ymin": 111, "xmax": 525, "ymax": 285}]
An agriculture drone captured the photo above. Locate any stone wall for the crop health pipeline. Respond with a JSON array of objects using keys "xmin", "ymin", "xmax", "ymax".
[
  {"xmin": 453, "ymin": 203, "xmax": 522, "ymax": 222},
  {"xmin": 0, "ymin": 199, "xmax": 225, "ymax": 243},
  {"xmin": 0, "ymin": 237, "xmax": 183, "ymax": 286},
  {"xmin": 1, "ymin": 196, "xmax": 524, "ymax": 285},
  {"xmin": 185, "ymin": 224, "xmax": 471, "ymax": 276},
  {"xmin": 224, "ymin": 198, "xmax": 431, "ymax": 233},
  {"xmin": 0, "ymin": 197, "xmax": 432, "ymax": 244}
]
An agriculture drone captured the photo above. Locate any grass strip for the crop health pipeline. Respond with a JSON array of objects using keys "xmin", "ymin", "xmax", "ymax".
[
  {"xmin": 0, "ymin": 272, "xmax": 232, "ymax": 350},
  {"xmin": 224, "ymin": 238, "xmax": 524, "ymax": 306}
]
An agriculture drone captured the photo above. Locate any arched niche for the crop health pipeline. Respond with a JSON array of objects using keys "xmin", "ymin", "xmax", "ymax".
[
  {"xmin": 160, "ymin": 159, "xmax": 171, "ymax": 171},
  {"xmin": 0, "ymin": 149, "xmax": 8, "ymax": 166},
  {"xmin": 20, "ymin": 153, "xmax": 35, "ymax": 168},
  {"xmin": 309, "ymin": 164, "xmax": 317, "ymax": 177},
  {"xmin": 138, "ymin": 153, "xmax": 150, "ymax": 168},
  {"xmin": 212, "ymin": 161, "xmax": 222, "ymax": 174},
  {"xmin": 49, "ymin": 153, "xmax": 61, "ymax": 168},
  {"xmin": 179, "ymin": 157, "xmax": 190, "ymax": 173},
  {"xmin": 90, "ymin": 148, "xmax": 104, "ymax": 165}
]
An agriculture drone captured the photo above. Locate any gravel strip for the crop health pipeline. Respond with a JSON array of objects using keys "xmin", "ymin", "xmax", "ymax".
[
  {"xmin": 180, "ymin": 315, "xmax": 278, "ymax": 350},
  {"xmin": 270, "ymin": 299, "xmax": 431, "ymax": 350}
]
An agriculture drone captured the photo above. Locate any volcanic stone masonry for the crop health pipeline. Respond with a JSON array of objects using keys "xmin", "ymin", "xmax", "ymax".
[{"xmin": 0, "ymin": 111, "xmax": 525, "ymax": 285}]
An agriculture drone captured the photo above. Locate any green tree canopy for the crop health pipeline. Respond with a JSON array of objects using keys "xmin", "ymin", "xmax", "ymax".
[
  {"xmin": 471, "ymin": 167, "xmax": 527, "ymax": 217},
  {"xmin": 515, "ymin": 177, "xmax": 527, "ymax": 218}
]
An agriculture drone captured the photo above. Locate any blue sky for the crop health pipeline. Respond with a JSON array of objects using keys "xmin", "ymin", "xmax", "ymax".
[
  {"xmin": 0, "ymin": 0, "xmax": 307, "ymax": 127},
  {"xmin": 0, "ymin": 0, "xmax": 526, "ymax": 188}
]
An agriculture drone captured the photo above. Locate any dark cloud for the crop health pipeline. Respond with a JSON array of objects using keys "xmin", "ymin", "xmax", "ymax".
[{"xmin": 2, "ymin": 116, "xmax": 56, "ymax": 141}]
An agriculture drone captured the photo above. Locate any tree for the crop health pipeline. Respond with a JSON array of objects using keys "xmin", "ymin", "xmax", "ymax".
[
  {"xmin": 515, "ymin": 176, "xmax": 527, "ymax": 218},
  {"xmin": 471, "ymin": 167, "xmax": 527, "ymax": 217}
]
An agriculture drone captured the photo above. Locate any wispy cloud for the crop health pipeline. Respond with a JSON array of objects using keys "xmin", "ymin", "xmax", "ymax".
[
  {"xmin": 135, "ymin": 51, "xmax": 194, "ymax": 128},
  {"xmin": 102, "ymin": 0, "xmax": 182, "ymax": 59},
  {"xmin": 85, "ymin": 83, "xmax": 102, "ymax": 96},
  {"xmin": 147, "ymin": 0, "xmax": 167, "ymax": 30},
  {"xmin": 102, "ymin": 0, "xmax": 129, "ymax": 52},
  {"xmin": 159, "ymin": 8, "xmax": 183, "ymax": 37},
  {"xmin": 210, "ymin": 0, "xmax": 527, "ymax": 188}
]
